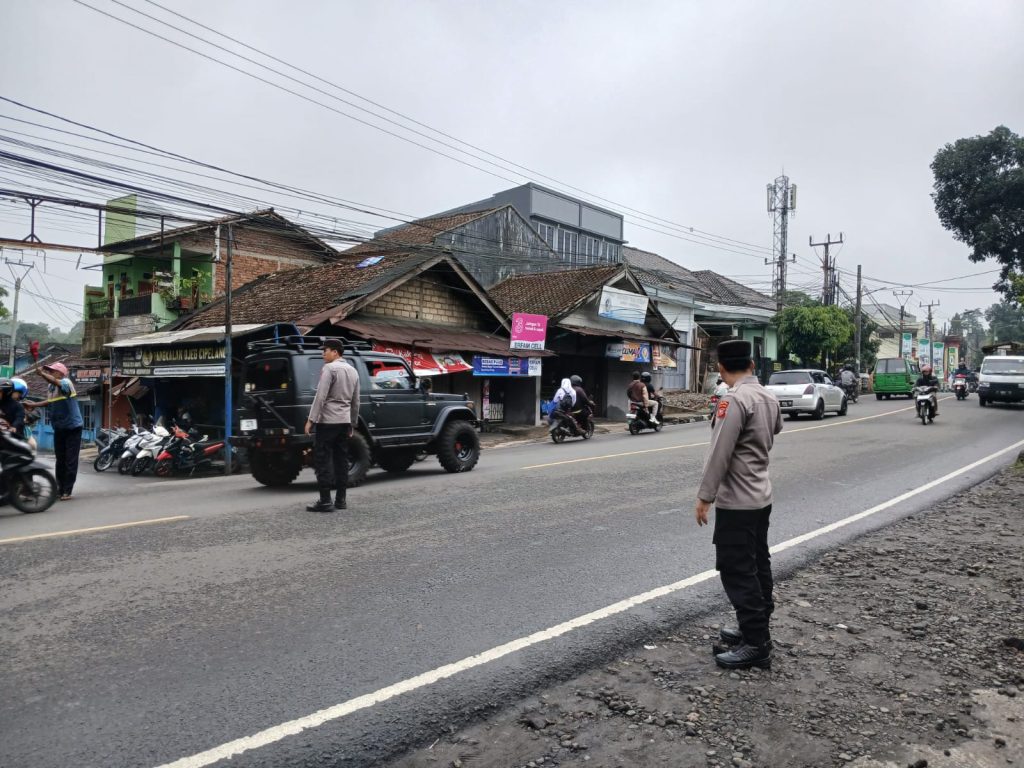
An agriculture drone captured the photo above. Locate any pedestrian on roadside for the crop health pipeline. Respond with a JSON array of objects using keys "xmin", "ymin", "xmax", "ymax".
[
  {"xmin": 304, "ymin": 338, "xmax": 360, "ymax": 513},
  {"xmin": 694, "ymin": 339, "xmax": 783, "ymax": 670},
  {"xmin": 23, "ymin": 362, "xmax": 83, "ymax": 501}
]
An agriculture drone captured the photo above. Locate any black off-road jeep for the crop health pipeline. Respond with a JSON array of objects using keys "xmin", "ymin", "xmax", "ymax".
[{"xmin": 231, "ymin": 337, "xmax": 481, "ymax": 487}]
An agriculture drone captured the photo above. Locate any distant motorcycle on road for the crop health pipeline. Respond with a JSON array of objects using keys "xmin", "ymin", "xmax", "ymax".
[{"xmin": 550, "ymin": 409, "xmax": 594, "ymax": 443}]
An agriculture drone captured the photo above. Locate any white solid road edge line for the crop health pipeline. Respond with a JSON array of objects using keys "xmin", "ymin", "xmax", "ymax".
[
  {"xmin": 0, "ymin": 515, "xmax": 191, "ymax": 545},
  {"xmin": 155, "ymin": 438, "xmax": 1024, "ymax": 768}
]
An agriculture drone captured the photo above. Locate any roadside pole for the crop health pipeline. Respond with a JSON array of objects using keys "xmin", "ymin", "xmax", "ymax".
[
  {"xmin": 854, "ymin": 264, "xmax": 862, "ymax": 375},
  {"xmin": 224, "ymin": 224, "xmax": 233, "ymax": 476}
]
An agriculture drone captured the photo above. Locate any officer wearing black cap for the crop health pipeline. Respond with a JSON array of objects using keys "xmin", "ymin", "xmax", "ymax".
[
  {"xmin": 695, "ymin": 339, "xmax": 783, "ymax": 669},
  {"xmin": 305, "ymin": 338, "xmax": 361, "ymax": 512}
]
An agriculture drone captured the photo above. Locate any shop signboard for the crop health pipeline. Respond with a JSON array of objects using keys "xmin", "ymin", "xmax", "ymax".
[
  {"xmin": 510, "ymin": 313, "xmax": 548, "ymax": 351},
  {"xmin": 370, "ymin": 343, "xmax": 472, "ymax": 376},
  {"xmin": 901, "ymin": 332, "xmax": 914, "ymax": 358},
  {"xmin": 472, "ymin": 355, "xmax": 542, "ymax": 377},
  {"xmin": 605, "ymin": 340, "xmax": 653, "ymax": 364},
  {"xmin": 115, "ymin": 343, "xmax": 226, "ymax": 378},
  {"xmin": 72, "ymin": 368, "xmax": 105, "ymax": 385},
  {"xmin": 598, "ymin": 286, "xmax": 649, "ymax": 326}
]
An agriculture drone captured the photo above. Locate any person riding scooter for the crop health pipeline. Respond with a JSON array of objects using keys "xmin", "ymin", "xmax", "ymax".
[
  {"xmin": 548, "ymin": 378, "xmax": 577, "ymax": 433},
  {"xmin": 0, "ymin": 378, "xmax": 27, "ymax": 441},
  {"xmin": 641, "ymin": 372, "xmax": 663, "ymax": 423},
  {"xmin": 627, "ymin": 371, "xmax": 658, "ymax": 425},
  {"xmin": 570, "ymin": 375, "xmax": 596, "ymax": 432},
  {"xmin": 915, "ymin": 364, "xmax": 940, "ymax": 420}
]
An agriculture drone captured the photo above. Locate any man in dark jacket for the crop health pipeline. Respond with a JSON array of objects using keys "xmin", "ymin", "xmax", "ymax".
[{"xmin": 570, "ymin": 375, "xmax": 595, "ymax": 431}]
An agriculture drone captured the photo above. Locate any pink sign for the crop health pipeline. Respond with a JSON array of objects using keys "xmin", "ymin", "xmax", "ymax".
[{"xmin": 510, "ymin": 313, "xmax": 548, "ymax": 351}]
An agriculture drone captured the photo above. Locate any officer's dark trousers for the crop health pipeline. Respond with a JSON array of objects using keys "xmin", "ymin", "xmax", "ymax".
[
  {"xmin": 713, "ymin": 505, "xmax": 774, "ymax": 645},
  {"xmin": 313, "ymin": 424, "xmax": 350, "ymax": 503}
]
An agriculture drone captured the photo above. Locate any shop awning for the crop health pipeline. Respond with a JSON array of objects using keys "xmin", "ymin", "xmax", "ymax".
[
  {"xmin": 104, "ymin": 324, "xmax": 271, "ymax": 348},
  {"xmin": 334, "ymin": 318, "xmax": 551, "ymax": 357},
  {"xmin": 556, "ymin": 323, "xmax": 693, "ymax": 349}
]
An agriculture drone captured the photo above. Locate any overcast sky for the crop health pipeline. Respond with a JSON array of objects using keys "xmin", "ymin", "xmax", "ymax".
[{"xmin": 2, "ymin": 0, "xmax": 1022, "ymax": 331}]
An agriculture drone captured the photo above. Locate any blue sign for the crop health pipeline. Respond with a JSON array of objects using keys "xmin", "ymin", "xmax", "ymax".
[{"xmin": 472, "ymin": 355, "xmax": 541, "ymax": 377}]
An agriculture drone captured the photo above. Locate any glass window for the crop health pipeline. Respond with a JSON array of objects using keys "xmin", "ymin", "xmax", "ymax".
[
  {"xmin": 981, "ymin": 358, "xmax": 1024, "ymax": 375},
  {"xmin": 366, "ymin": 358, "xmax": 414, "ymax": 390},
  {"xmin": 245, "ymin": 358, "xmax": 290, "ymax": 392},
  {"xmin": 534, "ymin": 221, "xmax": 556, "ymax": 249},
  {"xmin": 768, "ymin": 371, "xmax": 811, "ymax": 385}
]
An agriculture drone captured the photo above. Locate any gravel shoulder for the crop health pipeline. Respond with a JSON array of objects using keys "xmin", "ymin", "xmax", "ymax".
[{"xmin": 390, "ymin": 455, "xmax": 1024, "ymax": 768}]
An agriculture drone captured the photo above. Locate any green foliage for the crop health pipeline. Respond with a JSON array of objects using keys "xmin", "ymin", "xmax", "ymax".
[
  {"xmin": 835, "ymin": 307, "xmax": 882, "ymax": 371},
  {"xmin": 776, "ymin": 304, "xmax": 854, "ymax": 367},
  {"xmin": 15, "ymin": 321, "xmax": 51, "ymax": 347},
  {"xmin": 985, "ymin": 301, "xmax": 1024, "ymax": 344},
  {"xmin": 0, "ymin": 286, "xmax": 8, "ymax": 320},
  {"xmin": 931, "ymin": 126, "xmax": 1024, "ymax": 304},
  {"xmin": 780, "ymin": 290, "xmax": 818, "ymax": 308}
]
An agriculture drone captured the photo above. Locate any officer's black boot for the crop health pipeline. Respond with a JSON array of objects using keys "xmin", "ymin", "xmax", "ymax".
[
  {"xmin": 334, "ymin": 494, "xmax": 347, "ymax": 510},
  {"xmin": 714, "ymin": 641, "xmax": 772, "ymax": 670}
]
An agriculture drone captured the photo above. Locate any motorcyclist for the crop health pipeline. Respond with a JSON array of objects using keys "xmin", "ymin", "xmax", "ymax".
[
  {"xmin": 839, "ymin": 365, "xmax": 858, "ymax": 400},
  {"xmin": 713, "ymin": 377, "xmax": 729, "ymax": 399},
  {"xmin": 627, "ymin": 371, "xmax": 658, "ymax": 425},
  {"xmin": 570, "ymin": 374, "xmax": 596, "ymax": 432},
  {"xmin": 641, "ymin": 371, "xmax": 663, "ymax": 424},
  {"xmin": 915, "ymin": 364, "xmax": 940, "ymax": 419},
  {"xmin": 0, "ymin": 377, "xmax": 27, "ymax": 440},
  {"xmin": 548, "ymin": 377, "xmax": 577, "ymax": 432}
]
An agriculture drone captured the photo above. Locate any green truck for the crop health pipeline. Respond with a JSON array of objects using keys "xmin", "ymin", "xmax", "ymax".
[{"xmin": 872, "ymin": 357, "xmax": 920, "ymax": 399}]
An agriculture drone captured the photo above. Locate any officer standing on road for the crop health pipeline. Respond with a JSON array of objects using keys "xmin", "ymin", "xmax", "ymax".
[
  {"xmin": 695, "ymin": 339, "xmax": 783, "ymax": 670},
  {"xmin": 305, "ymin": 338, "xmax": 360, "ymax": 513}
]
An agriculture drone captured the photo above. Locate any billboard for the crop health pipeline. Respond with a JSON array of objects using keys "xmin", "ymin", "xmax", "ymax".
[
  {"xmin": 598, "ymin": 286, "xmax": 649, "ymax": 326},
  {"xmin": 933, "ymin": 342, "xmax": 945, "ymax": 380},
  {"xmin": 901, "ymin": 332, "xmax": 914, "ymax": 358},
  {"xmin": 510, "ymin": 313, "xmax": 548, "ymax": 351},
  {"xmin": 472, "ymin": 356, "xmax": 542, "ymax": 377}
]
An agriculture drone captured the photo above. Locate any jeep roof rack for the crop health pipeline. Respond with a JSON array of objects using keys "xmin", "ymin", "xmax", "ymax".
[{"xmin": 247, "ymin": 335, "xmax": 372, "ymax": 353}]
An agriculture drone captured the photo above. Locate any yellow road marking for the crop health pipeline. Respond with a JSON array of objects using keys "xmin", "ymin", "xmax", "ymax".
[
  {"xmin": 0, "ymin": 515, "xmax": 190, "ymax": 545},
  {"xmin": 523, "ymin": 396, "xmax": 954, "ymax": 470}
]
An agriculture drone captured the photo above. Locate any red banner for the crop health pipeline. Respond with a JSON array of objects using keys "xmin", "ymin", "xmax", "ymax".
[{"xmin": 371, "ymin": 343, "xmax": 471, "ymax": 376}]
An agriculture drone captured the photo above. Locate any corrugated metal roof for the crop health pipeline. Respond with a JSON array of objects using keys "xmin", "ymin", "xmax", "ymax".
[
  {"xmin": 335, "ymin": 318, "xmax": 549, "ymax": 357},
  {"xmin": 104, "ymin": 324, "xmax": 268, "ymax": 348}
]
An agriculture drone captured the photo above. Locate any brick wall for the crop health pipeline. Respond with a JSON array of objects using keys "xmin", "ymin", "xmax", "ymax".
[{"xmin": 361, "ymin": 274, "xmax": 486, "ymax": 329}]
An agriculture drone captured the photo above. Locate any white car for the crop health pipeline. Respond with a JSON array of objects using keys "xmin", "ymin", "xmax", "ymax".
[{"xmin": 766, "ymin": 369, "xmax": 848, "ymax": 420}]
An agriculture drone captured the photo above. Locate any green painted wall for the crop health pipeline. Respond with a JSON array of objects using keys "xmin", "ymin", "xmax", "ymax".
[
  {"xmin": 104, "ymin": 194, "xmax": 138, "ymax": 245},
  {"xmin": 742, "ymin": 326, "xmax": 779, "ymax": 360}
]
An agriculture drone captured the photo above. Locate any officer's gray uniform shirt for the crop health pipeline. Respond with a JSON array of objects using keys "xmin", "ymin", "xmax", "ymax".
[
  {"xmin": 698, "ymin": 375, "xmax": 783, "ymax": 508},
  {"xmin": 308, "ymin": 359, "xmax": 360, "ymax": 425}
]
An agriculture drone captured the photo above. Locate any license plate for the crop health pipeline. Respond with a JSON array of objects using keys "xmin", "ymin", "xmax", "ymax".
[
  {"xmin": 780, "ymin": 400, "xmax": 792, "ymax": 407},
  {"xmin": 240, "ymin": 419, "xmax": 257, "ymax": 432}
]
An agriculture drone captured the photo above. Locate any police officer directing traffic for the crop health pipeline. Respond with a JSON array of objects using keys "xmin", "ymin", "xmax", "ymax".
[
  {"xmin": 695, "ymin": 339, "xmax": 783, "ymax": 670},
  {"xmin": 305, "ymin": 338, "xmax": 361, "ymax": 513}
]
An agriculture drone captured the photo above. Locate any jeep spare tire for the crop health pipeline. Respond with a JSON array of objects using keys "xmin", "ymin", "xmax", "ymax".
[
  {"xmin": 437, "ymin": 420, "xmax": 480, "ymax": 474},
  {"xmin": 346, "ymin": 432, "xmax": 371, "ymax": 487}
]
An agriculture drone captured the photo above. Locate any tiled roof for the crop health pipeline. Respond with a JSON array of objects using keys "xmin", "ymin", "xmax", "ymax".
[
  {"xmin": 488, "ymin": 265, "xmax": 624, "ymax": 318},
  {"xmin": 692, "ymin": 270, "xmax": 776, "ymax": 311},
  {"xmin": 174, "ymin": 252, "xmax": 435, "ymax": 329},
  {"xmin": 345, "ymin": 209, "xmax": 497, "ymax": 255},
  {"xmin": 622, "ymin": 246, "xmax": 704, "ymax": 294}
]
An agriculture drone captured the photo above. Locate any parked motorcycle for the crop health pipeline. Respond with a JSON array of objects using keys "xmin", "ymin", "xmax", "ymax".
[
  {"xmin": 154, "ymin": 426, "xmax": 238, "ymax": 476},
  {"xmin": 0, "ymin": 430, "xmax": 58, "ymax": 513},
  {"xmin": 94, "ymin": 427, "xmax": 130, "ymax": 472},
  {"xmin": 130, "ymin": 426, "xmax": 171, "ymax": 476},
  {"xmin": 550, "ymin": 408, "xmax": 594, "ymax": 443},
  {"xmin": 914, "ymin": 385, "xmax": 938, "ymax": 425},
  {"xmin": 627, "ymin": 402, "xmax": 662, "ymax": 435},
  {"xmin": 953, "ymin": 375, "xmax": 969, "ymax": 401}
]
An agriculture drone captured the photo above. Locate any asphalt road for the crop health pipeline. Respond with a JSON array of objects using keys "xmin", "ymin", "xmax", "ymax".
[{"xmin": 1, "ymin": 395, "xmax": 1021, "ymax": 768}]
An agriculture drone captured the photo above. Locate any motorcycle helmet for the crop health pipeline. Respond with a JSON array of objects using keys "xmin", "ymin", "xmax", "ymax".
[
  {"xmin": 570, "ymin": 375, "xmax": 583, "ymax": 386},
  {"xmin": 10, "ymin": 377, "xmax": 28, "ymax": 397},
  {"xmin": 0, "ymin": 378, "xmax": 11, "ymax": 395},
  {"xmin": 640, "ymin": 372, "xmax": 652, "ymax": 383}
]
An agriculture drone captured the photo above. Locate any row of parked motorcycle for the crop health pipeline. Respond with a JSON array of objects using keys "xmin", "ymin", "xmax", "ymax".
[{"xmin": 93, "ymin": 420, "xmax": 238, "ymax": 478}]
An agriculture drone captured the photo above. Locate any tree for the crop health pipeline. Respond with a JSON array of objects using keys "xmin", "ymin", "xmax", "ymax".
[
  {"xmin": 15, "ymin": 322, "xmax": 52, "ymax": 348},
  {"xmin": 776, "ymin": 304, "xmax": 854, "ymax": 368},
  {"xmin": 985, "ymin": 301, "xmax": 1024, "ymax": 344},
  {"xmin": 835, "ymin": 307, "xmax": 882, "ymax": 372},
  {"xmin": 931, "ymin": 126, "xmax": 1024, "ymax": 305}
]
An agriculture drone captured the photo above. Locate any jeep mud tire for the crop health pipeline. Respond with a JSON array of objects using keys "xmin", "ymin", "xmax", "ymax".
[
  {"xmin": 347, "ymin": 432, "xmax": 372, "ymax": 487},
  {"xmin": 250, "ymin": 450, "xmax": 302, "ymax": 487},
  {"xmin": 377, "ymin": 448, "xmax": 417, "ymax": 474},
  {"xmin": 437, "ymin": 420, "xmax": 480, "ymax": 474}
]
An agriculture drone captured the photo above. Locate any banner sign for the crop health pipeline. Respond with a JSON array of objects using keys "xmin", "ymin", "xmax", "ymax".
[
  {"xmin": 918, "ymin": 338, "xmax": 930, "ymax": 364},
  {"xmin": 606, "ymin": 340, "xmax": 653, "ymax": 364},
  {"xmin": 933, "ymin": 342, "xmax": 945, "ymax": 380},
  {"xmin": 901, "ymin": 332, "xmax": 914, "ymax": 358},
  {"xmin": 946, "ymin": 345, "xmax": 959, "ymax": 373},
  {"xmin": 472, "ymin": 355, "xmax": 542, "ymax": 377},
  {"xmin": 371, "ymin": 343, "xmax": 471, "ymax": 377},
  {"xmin": 510, "ymin": 313, "xmax": 548, "ymax": 351},
  {"xmin": 71, "ymin": 367, "xmax": 105, "ymax": 385},
  {"xmin": 653, "ymin": 344, "xmax": 677, "ymax": 369},
  {"xmin": 598, "ymin": 286, "xmax": 649, "ymax": 326},
  {"xmin": 115, "ymin": 344, "xmax": 225, "ymax": 378}
]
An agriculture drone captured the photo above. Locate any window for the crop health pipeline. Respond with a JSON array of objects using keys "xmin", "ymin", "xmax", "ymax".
[
  {"xmin": 981, "ymin": 358, "xmax": 1024, "ymax": 375},
  {"xmin": 80, "ymin": 400, "xmax": 95, "ymax": 428},
  {"xmin": 875, "ymin": 358, "xmax": 906, "ymax": 374},
  {"xmin": 581, "ymin": 235, "xmax": 601, "ymax": 265},
  {"xmin": 559, "ymin": 230, "xmax": 578, "ymax": 262},
  {"xmin": 769, "ymin": 371, "xmax": 811, "ymax": 386},
  {"xmin": 534, "ymin": 221, "xmax": 557, "ymax": 249},
  {"xmin": 366, "ymin": 358, "xmax": 414, "ymax": 390},
  {"xmin": 245, "ymin": 358, "xmax": 290, "ymax": 392},
  {"xmin": 811, "ymin": 372, "xmax": 826, "ymax": 384},
  {"xmin": 603, "ymin": 242, "xmax": 620, "ymax": 262}
]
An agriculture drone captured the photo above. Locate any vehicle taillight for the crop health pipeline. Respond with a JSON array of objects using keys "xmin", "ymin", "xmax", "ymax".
[{"xmin": 803, "ymin": 385, "xmax": 815, "ymax": 395}]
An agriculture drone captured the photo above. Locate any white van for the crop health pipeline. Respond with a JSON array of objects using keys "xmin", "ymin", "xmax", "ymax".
[{"xmin": 977, "ymin": 355, "xmax": 1024, "ymax": 406}]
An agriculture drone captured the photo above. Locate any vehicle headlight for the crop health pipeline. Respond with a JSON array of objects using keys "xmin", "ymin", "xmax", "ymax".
[{"xmin": 978, "ymin": 381, "xmax": 990, "ymax": 388}]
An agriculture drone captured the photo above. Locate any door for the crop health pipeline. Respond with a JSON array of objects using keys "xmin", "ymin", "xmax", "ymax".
[{"xmin": 364, "ymin": 357, "xmax": 427, "ymax": 438}]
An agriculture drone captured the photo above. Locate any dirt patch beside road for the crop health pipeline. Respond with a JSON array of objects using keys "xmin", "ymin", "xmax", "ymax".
[{"xmin": 391, "ymin": 458, "xmax": 1024, "ymax": 768}]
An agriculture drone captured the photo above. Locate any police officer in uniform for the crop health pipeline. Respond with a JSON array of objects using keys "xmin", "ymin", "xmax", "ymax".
[{"xmin": 695, "ymin": 339, "xmax": 783, "ymax": 669}]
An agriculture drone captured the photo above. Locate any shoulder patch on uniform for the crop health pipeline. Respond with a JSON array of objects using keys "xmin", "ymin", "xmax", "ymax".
[{"xmin": 716, "ymin": 399, "xmax": 729, "ymax": 420}]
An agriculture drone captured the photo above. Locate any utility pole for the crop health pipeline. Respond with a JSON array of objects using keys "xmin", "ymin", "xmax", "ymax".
[
  {"xmin": 893, "ymin": 289, "xmax": 913, "ymax": 358},
  {"xmin": 920, "ymin": 299, "xmax": 940, "ymax": 369},
  {"xmin": 5, "ymin": 259, "xmax": 34, "ymax": 371},
  {"xmin": 224, "ymin": 224, "xmax": 234, "ymax": 476},
  {"xmin": 766, "ymin": 175, "xmax": 797, "ymax": 311},
  {"xmin": 810, "ymin": 232, "xmax": 844, "ymax": 305},
  {"xmin": 854, "ymin": 265, "xmax": 862, "ymax": 374}
]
